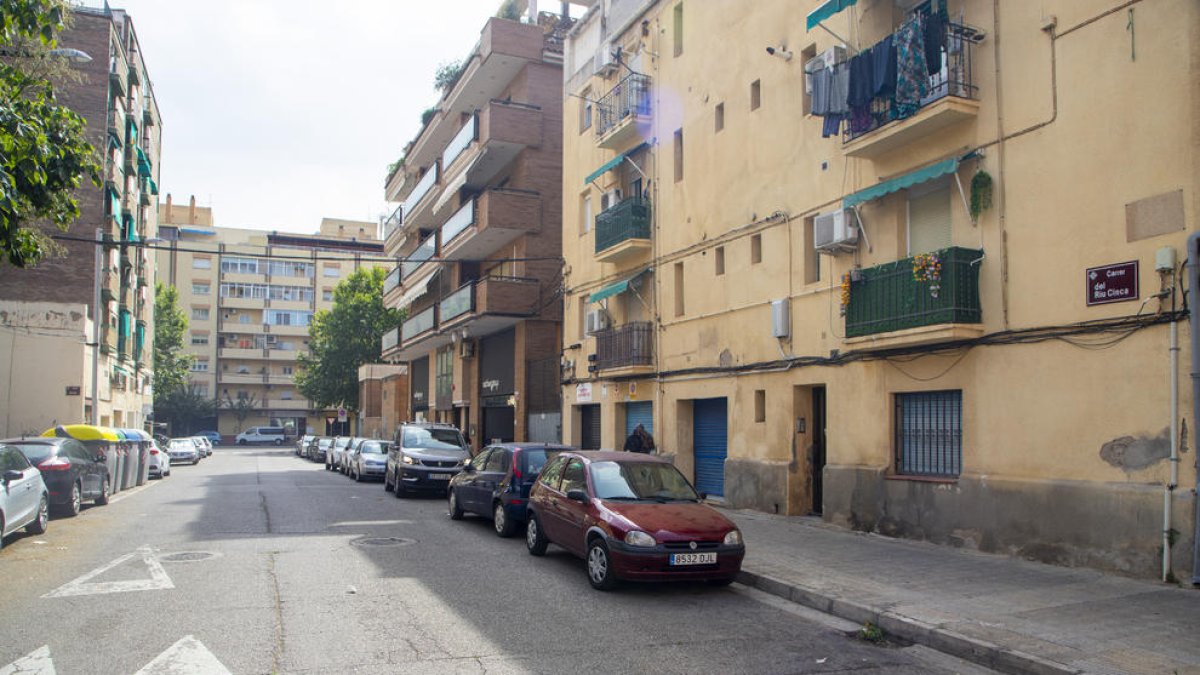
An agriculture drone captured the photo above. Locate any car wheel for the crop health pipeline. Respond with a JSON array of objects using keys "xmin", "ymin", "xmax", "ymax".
[
  {"xmin": 586, "ymin": 539, "xmax": 618, "ymax": 591},
  {"xmin": 395, "ymin": 480, "xmax": 408, "ymax": 498},
  {"xmin": 26, "ymin": 496, "xmax": 48, "ymax": 535},
  {"xmin": 0, "ymin": 516, "xmax": 5, "ymax": 550},
  {"xmin": 526, "ymin": 513, "xmax": 548, "ymax": 556},
  {"xmin": 448, "ymin": 490, "xmax": 464, "ymax": 520},
  {"xmin": 493, "ymin": 502, "xmax": 515, "ymax": 538},
  {"xmin": 354, "ymin": 467, "xmax": 363, "ymax": 482},
  {"xmin": 95, "ymin": 477, "xmax": 110, "ymax": 506},
  {"xmin": 275, "ymin": 439, "xmax": 283, "ymax": 446},
  {"xmin": 384, "ymin": 469, "xmax": 394, "ymax": 492},
  {"xmin": 238, "ymin": 439, "xmax": 247, "ymax": 445},
  {"xmin": 61, "ymin": 482, "xmax": 81, "ymax": 517}
]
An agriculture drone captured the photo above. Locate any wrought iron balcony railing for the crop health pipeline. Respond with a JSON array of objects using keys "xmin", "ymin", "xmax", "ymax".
[
  {"xmin": 595, "ymin": 73, "xmax": 651, "ymax": 139},
  {"xmin": 594, "ymin": 321, "xmax": 653, "ymax": 370}
]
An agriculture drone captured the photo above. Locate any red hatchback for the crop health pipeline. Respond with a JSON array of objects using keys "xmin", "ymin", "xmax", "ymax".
[{"xmin": 526, "ymin": 451, "xmax": 744, "ymax": 590}]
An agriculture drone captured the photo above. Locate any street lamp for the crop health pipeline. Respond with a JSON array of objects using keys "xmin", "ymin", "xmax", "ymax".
[{"xmin": 0, "ymin": 47, "xmax": 91, "ymax": 63}]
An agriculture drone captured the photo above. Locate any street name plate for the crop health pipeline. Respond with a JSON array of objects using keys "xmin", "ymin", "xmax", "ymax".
[{"xmin": 1086, "ymin": 261, "xmax": 1139, "ymax": 306}]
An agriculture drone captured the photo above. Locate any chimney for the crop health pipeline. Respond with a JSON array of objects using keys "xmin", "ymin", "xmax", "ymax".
[
  {"xmin": 189, "ymin": 195, "xmax": 196, "ymax": 224},
  {"xmin": 165, "ymin": 193, "xmax": 173, "ymax": 221}
]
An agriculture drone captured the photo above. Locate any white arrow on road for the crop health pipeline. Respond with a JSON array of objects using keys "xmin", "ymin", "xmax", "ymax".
[
  {"xmin": 42, "ymin": 546, "xmax": 173, "ymax": 598},
  {"xmin": 0, "ymin": 646, "xmax": 55, "ymax": 675}
]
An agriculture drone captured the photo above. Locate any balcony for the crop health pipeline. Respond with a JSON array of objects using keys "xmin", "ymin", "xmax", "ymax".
[
  {"xmin": 219, "ymin": 347, "xmax": 268, "ymax": 360},
  {"xmin": 442, "ymin": 100, "xmax": 543, "ymax": 193},
  {"xmin": 264, "ymin": 398, "xmax": 311, "ymax": 411},
  {"xmin": 109, "ymin": 53, "xmax": 128, "ymax": 95},
  {"xmin": 106, "ymin": 106, "xmax": 125, "ymax": 148},
  {"xmin": 218, "ymin": 371, "xmax": 265, "ymax": 385},
  {"xmin": 381, "ymin": 327, "xmax": 400, "ymax": 355},
  {"xmin": 400, "ymin": 165, "xmax": 440, "ymax": 229},
  {"xmin": 439, "ymin": 275, "xmax": 540, "ymax": 330},
  {"xmin": 594, "ymin": 322, "xmax": 654, "ymax": 374},
  {"xmin": 595, "ymin": 74, "xmax": 652, "ymax": 149},
  {"xmin": 845, "ymin": 247, "xmax": 984, "ymax": 342},
  {"xmin": 439, "ymin": 188, "xmax": 541, "ymax": 261},
  {"xmin": 266, "ymin": 348, "xmax": 299, "ymax": 361},
  {"xmin": 219, "ymin": 296, "xmax": 262, "ymax": 311},
  {"xmin": 264, "ymin": 323, "xmax": 308, "ymax": 337},
  {"xmin": 401, "ymin": 233, "xmax": 437, "ymax": 280},
  {"xmin": 383, "ymin": 204, "xmax": 403, "ymax": 244},
  {"xmin": 401, "ymin": 305, "xmax": 436, "ymax": 342},
  {"xmin": 842, "ymin": 23, "xmax": 981, "ymax": 160},
  {"xmin": 595, "ymin": 196, "xmax": 652, "ymax": 264}
]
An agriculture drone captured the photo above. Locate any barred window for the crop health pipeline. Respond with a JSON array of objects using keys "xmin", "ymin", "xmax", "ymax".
[{"xmin": 895, "ymin": 390, "xmax": 962, "ymax": 477}]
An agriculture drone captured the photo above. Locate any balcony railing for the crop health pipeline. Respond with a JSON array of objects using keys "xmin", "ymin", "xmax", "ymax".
[
  {"xmin": 595, "ymin": 196, "xmax": 651, "ymax": 254},
  {"xmin": 403, "ymin": 166, "xmax": 439, "ymax": 215},
  {"xmin": 401, "ymin": 233, "xmax": 436, "ymax": 279},
  {"xmin": 382, "ymin": 327, "xmax": 399, "ymax": 353},
  {"xmin": 441, "ymin": 199, "xmax": 475, "ymax": 246},
  {"xmin": 844, "ymin": 22, "xmax": 979, "ymax": 144},
  {"xmin": 596, "ymin": 73, "xmax": 652, "ymax": 139},
  {"xmin": 442, "ymin": 115, "xmax": 477, "ymax": 171},
  {"xmin": 383, "ymin": 204, "xmax": 403, "ymax": 240},
  {"xmin": 594, "ymin": 322, "xmax": 653, "ymax": 370},
  {"xmin": 401, "ymin": 305, "xmax": 435, "ymax": 341},
  {"xmin": 845, "ymin": 247, "xmax": 983, "ymax": 338},
  {"xmin": 439, "ymin": 282, "xmax": 474, "ymax": 322},
  {"xmin": 384, "ymin": 266, "xmax": 401, "ymax": 295}
]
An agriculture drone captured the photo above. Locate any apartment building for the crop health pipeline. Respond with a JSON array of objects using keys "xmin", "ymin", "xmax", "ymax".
[
  {"xmin": 559, "ymin": 0, "xmax": 1197, "ymax": 578},
  {"xmin": 157, "ymin": 196, "xmax": 384, "ymax": 437},
  {"xmin": 0, "ymin": 4, "xmax": 161, "ymax": 434},
  {"xmin": 380, "ymin": 11, "xmax": 572, "ymax": 449}
]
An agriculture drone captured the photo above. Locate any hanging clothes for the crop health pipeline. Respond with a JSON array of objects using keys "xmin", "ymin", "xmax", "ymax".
[
  {"xmin": 871, "ymin": 35, "xmax": 896, "ymax": 100},
  {"xmin": 821, "ymin": 114, "xmax": 842, "ymax": 138},
  {"xmin": 828, "ymin": 61, "xmax": 850, "ymax": 115},
  {"xmin": 923, "ymin": 10, "xmax": 947, "ymax": 76},
  {"xmin": 893, "ymin": 16, "xmax": 929, "ymax": 120},
  {"xmin": 810, "ymin": 66, "xmax": 832, "ymax": 116},
  {"xmin": 847, "ymin": 49, "xmax": 875, "ymax": 134}
]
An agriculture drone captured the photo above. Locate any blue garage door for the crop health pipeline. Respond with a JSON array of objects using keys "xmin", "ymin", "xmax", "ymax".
[
  {"xmin": 693, "ymin": 398, "xmax": 728, "ymax": 496},
  {"xmin": 624, "ymin": 401, "xmax": 653, "ymax": 438}
]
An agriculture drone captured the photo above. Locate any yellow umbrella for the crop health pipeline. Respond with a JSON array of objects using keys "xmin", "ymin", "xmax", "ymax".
[{"xmin": 41, "ymin": 424, "xmax": 121, "ymax": 442}]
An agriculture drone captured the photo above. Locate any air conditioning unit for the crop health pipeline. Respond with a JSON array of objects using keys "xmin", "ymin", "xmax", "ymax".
[
  {"xmin": 594, "ymin": 44, "xmax": 618, "ymax": 76},
  {"xmin": 814, "ymin": 209, "xmax": 859, "ymax": 253},
  {"xmin": 459, "ymin": 340, "xmax": 474, "ymax": 358},
  {"xmin": 585, "ymin": 309, "xmax": 611, "ymax": 335}
]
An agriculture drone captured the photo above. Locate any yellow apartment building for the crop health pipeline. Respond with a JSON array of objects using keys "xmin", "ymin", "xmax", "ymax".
[
  {"xmin": 560, "ymin": 0, "xmax": 1197, "ymax": 578},
  {"xmin": 156, "ymin": 196, "xmax": 386, "ymax": 438}
]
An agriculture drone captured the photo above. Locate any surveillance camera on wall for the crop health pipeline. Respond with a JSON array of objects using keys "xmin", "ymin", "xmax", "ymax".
[{"xmin": 766, "ymin": 46, "xmax": 793, "ymax": 61}]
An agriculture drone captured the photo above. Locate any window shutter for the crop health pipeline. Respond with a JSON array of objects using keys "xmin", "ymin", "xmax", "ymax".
[{"xmin": 907, "ymin": 185, "xmax": 952, "ymax": 255}]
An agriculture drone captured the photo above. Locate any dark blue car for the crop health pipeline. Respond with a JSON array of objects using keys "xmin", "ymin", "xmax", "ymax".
[{"xmin": 448, "ymin": 443, "xmax": 573, "ymax": 537}]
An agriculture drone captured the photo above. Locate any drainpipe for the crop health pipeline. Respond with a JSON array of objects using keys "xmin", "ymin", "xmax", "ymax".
[
  {"xmin": 1188, "ymin": 231, "xmax": 1200, "ymax": 585},
  {"xmin": 1165, "ymin": 303, "xmax": 1179, "ymax": 582}
]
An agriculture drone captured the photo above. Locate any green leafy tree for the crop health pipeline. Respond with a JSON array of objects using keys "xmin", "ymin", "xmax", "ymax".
[
  {"xmin": 1, "ymin": 0, "xmax": 102, "ymax": 267},
  {"xmin": 433, "ymin": 59, "xmax": 464, "ymax": 94},
  {"xmin": 296, "ymin": 267, "xmax": 402, "ymax": 413},
  {"xmin": 152, "ymin": 282, "xmax": 193, "ymax": 399},
  {"xmin": 496, "ymin": 0, "xmax": 522, "ymax": 21},
  {"xmin": 222, "ymin": 392, "xmax": 259, "ymax": 433},
  {"xmin": 155, "ymin": 388, "xmax": 217, "ymax": 437}
]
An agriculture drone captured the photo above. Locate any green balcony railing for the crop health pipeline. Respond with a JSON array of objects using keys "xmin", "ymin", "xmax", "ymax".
[
  {"xmin": 401, "ymin": 305, "xmax": 435, "ymax": 342},
  {"xmin": 595, "ymin": 196, "xmax": 652, "ymax": 254},
  {"xmin": 845, "ymin": 247, "xmax": 984, "ymax": 338}
]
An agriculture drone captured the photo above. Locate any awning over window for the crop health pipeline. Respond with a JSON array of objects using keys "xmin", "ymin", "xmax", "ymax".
[
  {"xmin": 584, "ymin": 142, "xmax": 648, "ymax": 186},
  {"xmin": 843, "ymin": 158, "xmax": 959, "ymax": 209},
  {"xmin": 397, "ymin": 272, "xmax": 434, "ymax": 309},
  {"xmin": 179, "ymin": 226, "xmax": 215, "ymax": 236},
  {"xmin": 588, "ymin": 269, "xmax": 649, "ymax": 304},
  {"xmin": 806, "ymin": 0, "xmax": 858, "ymax": 31}
]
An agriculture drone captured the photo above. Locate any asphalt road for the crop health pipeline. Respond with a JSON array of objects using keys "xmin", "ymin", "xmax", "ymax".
[{"xmin": 0, "ymin": 446, "xmax": 993, "ymax": 674}]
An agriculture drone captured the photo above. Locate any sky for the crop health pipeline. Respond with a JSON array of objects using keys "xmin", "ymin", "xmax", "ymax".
[{"xmin": 100, "ymin": 0, "xmax": 527, "ymax": 235}]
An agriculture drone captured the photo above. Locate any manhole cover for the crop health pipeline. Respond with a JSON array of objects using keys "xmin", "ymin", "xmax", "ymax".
[
  {"xmin": 158, "ymin": 551, "xmax": 218, "ymax": 563},
  {"xmin": 350, "ymin": 537, "xmax": 415, "ymax": 548}
]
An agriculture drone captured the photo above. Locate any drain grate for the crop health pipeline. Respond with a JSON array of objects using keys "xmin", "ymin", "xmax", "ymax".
[
  {"xmin": 158, "ymin": 551, "xmax": 218, "ymax": 563},
  {"xmin": 350, "ymin": 536, "xmax": 415, "ymax": 548}
]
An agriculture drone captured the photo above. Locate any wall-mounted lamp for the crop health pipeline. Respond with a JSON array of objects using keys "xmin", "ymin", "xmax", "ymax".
[{"xmin": 765, "ymin": 46, "xmax": 793, "ymax": 61}]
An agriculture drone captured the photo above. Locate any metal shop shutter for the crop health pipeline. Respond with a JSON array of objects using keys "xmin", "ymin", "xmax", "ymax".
[
  {"xmin": 580, "ymin": 404, "xmax": 601, "ymax": 450},
  {"xmin": 624, "ymin": 401, "xmax": 653, "ymax": 438},
  {"xmin": 693, "ymin": 398, "xmax": 728, "ymax": 497}
]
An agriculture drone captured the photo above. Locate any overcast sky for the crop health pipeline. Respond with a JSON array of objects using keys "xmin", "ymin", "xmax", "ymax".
[{"xmin": 102, "ymin": 0, "xmax": 528, "ymax": 235}]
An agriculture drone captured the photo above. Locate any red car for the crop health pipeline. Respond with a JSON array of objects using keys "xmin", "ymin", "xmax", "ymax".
[{"xmin": 526, "ymin": 451, "xmax": 744, "ymax": 590}]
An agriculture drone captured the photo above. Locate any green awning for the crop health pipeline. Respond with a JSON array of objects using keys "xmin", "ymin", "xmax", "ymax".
[
  {"xmin": 588, "ymin": 270, "xmax": 648, "ymax": 303},
  {"xmin": 807, "ymin": 0, "xmax": 858, "ymax": 31},
  {"xmin": 583, "ymin": 142, "xmax": 648, "ymax": 185},
  {"xmin": 843, "ymin": 158, "xmax": 959, "ymax": 208}
]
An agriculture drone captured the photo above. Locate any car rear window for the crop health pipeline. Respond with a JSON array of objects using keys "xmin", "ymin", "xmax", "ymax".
[
  {"xmin": 360, "ymin": 441, "xmax": 390, "ymax": 455},
  {"xmin": 9, "ymin": 443, "xmax": 55, "ymax": 464},
  {"xmin": 519, "ymin": 448, "xmax": 563, "ymax": 476}
]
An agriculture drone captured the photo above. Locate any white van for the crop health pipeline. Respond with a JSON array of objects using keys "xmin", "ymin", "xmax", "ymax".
[{"xmin": 235, "ymin": 427, "xmax": 287, "ymax": 445}]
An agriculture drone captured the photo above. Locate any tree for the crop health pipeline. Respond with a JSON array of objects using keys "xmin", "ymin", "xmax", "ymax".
[
  {"xmin": 1, "ymin": 0, "xmax": 102, "ymax": 268},
  {"xmin": 296, "ymin": 267, "xmax": 402, "ymax": 412},
  {"xmin": 496, "ymin": 0, "xmax": 522, "ymax": 21},
  {"xmin": 433, "ymin": 60, "xmax": 464, "ymax": 94},
  {"xmin": 155, "ymin": 388, "xmax": 217, "ymax": 437},
  {"xmin": 152, "ymin": 282, "xmax": 193, "ymax": 399},
  {"xmin": 222, "ymin": 392, "xmax": 259, "ymax": 433}
]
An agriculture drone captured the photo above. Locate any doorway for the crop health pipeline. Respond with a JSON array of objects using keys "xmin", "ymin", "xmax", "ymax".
[{"xmin": 811, "ymin": 386, "xmax": 826, "ymax": 515}]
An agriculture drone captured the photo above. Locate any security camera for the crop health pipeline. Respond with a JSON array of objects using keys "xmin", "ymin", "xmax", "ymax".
[{"xmin": 766, "ymin": 46, "xmax": 793, "ymax": 61}]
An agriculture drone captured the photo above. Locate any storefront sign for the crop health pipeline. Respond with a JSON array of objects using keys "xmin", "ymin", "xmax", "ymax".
[
  {"xmin": 576, "ymin": 383, "xmax": 593, "ymax": 403},
  {"xmin": 65, "ymin": 386, "xmax": 81, "ymax": 396},
  {"xmin": 482, "ymin": 379, "xmax": 501, "ymax": 392},
  {"xmin": 1086, "ymin": 261, "xmax": 1139, "ymax": 306}
]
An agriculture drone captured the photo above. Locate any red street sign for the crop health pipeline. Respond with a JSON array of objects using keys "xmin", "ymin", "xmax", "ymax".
[{"xmin": 1086, "ymin": 261, "xmax": 1139, "ymax": 306}]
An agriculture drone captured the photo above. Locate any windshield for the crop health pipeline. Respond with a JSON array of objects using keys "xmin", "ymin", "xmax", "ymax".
[
  {"xmin": 169, "ymin": 440, "xmax": 194, "ymax": 450},
  {"xmin": 9, "ymin": 443, "xmax": 55, "ymax": 464},
  {"xmin": 588, "ymin": 461, "xmax": 699, "ymax": 502},
  {"xmin": 360, "ymin": 441, "xmax": 390, "ymax": 455},
  {"xmin": 402, "ymin": 428, "xmax": 465, "ymax": 451},
  {"xmin": 318, "ymin": 439, "xmax": 333, "ymax": 448}
]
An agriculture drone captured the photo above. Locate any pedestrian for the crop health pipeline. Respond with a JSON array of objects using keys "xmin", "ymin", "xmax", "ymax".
[{"xmin": 623, "ymin": 424, "xmax": 655, "ymax": 454}]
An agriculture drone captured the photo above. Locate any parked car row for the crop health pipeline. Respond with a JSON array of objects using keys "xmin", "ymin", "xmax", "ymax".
[{"xmin": 303, "ymin": 421, "xmax": 746, "ymax": 591}]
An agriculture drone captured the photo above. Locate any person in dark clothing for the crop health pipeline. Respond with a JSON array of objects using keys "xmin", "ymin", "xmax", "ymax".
[{"xmin": 623, "ymin": 424, "xmax": 655, "ymax": 454}]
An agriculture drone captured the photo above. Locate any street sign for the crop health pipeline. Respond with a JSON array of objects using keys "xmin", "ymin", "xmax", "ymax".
[
  {"xmin": 1086, "ymin": 261, "xmax": 1139, "ymax": 306},
  {"xmin": 337, "ymin": 407, "xmax": 347, "ymax": 422}
]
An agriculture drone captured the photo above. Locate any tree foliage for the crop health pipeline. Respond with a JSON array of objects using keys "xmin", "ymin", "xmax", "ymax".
[
  {"xmin": 221, "ymin": 392, "xmax": 259, "ymax": 433},
  {"xmin": 296, "ymin": 267, "xmax": 402, "ymax": 412},
  {"xmin": 433, "ymin": 59, "xmax": 464, "ymax": 94},
  {"xmin": 152, "ymin": 283, "xmax": 193, "ymax": 399},
  {"xmin": 496, "ymin": 0, "xmax": 522, "ymax": 21},
  {"xmin": 155, "ymin": 388, "xmax": 216, "ymax": 437},
  {"xmin": 1, "ymin": 0, "xmax": 102, "ymax": 267}
]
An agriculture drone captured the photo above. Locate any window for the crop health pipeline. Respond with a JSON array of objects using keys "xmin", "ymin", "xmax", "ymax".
[
  {"xmin": 580, "ymin": 88, "xmax": 593, "ymax": 132},
  {"xmin": 190, "ymin": 383, "xmax": 208, "ymax": 396},
  {"xmin": 673, "ymin": 262, "xmax": 684, "ymax": 317},
  {"xmin": 281, "ymin": 390, "xmax": 293, "ymax": 400},
  {"xmin": 539, "ymin": 455, "xmax": 568, "ymax": 490},
  {"xmin": 561, "ymin": 459, "xmax": 587, "ymax": 494},
  {"xmin": 907, "ymin": 181, "xmax": 952, "ymax": 256},
  {"xmin": 754, "ymin": 390, "xmax": 766, "ymax": 423},
  {"xmin": 581, "ymin": 192, "xmax": 593, "ymax": 235},
  {"xmin": 673, "ymin": 128, "xmax": 684, "ymax": 182},
  {"xmin": 191, "ymin": 307, "xmax": 209, "ymax": 321},
  {"xmin": 322, "ymin": 289, "xmax": 333, "ymax": 302},
  {"xmin": 715, "ymin": 246, "xmax": 725, "ymax": 275},
  {"xmin": 323, "ymin": 265, "xmax": 340, "ymax": 277},
  {"xmin": 238, "ymin": 314, "xmax": 251, "ymax": 324},
  {"xmin": 803, "ymin": 215, "xmax": 820, "ymax": 284},
  {"xmin": 714, "ymin": 103, "xmax": 724, "ymax": 132},
  {"xmin": 192, "ymin": 257, "xmax": 211, "ymax": 270},
  {"xmin": 750, "ymin": 79, "xmax": 762, "ymax": 111},
  {"xmin": 191, "ymin": 360, "xmax": 209, "ymax": 372},
  {"xmin": 282, "ymin": 366, "xmax": 293, "ymax": 375},
  {"xmin": 751, "ymin": 234, "xmax": 762, "ymax": 264},
  {"xmin": 672, "ymin": 3, "xmax": 683, "ymax": 57},
  {"xmin": 800, "ymin": 44, "xmax": 817, "ymax": 114},
  {"xmin": 220, "ymin": 256, "xmax": 260, "ymax": 274},
  {"xmin": 191, "ymin": 334, "xmax": 209, "ymax": 346},
  {"xmin": 192, "ymin": 283, "xmax": 210, "ymax": 295},
  {"xmin": 895, "ymin": 390, "xmax": 962, "ymax": 478}
]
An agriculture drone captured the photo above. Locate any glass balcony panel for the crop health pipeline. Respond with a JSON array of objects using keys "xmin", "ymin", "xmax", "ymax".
[
  {"xmin": 401, "ymin": 234, "xmax": 436, "ymax": 279},
  {"xmin": 401, "ymin": 305, "xmax": 436, "ymax": 341},
  {"xmin": 441, "ymin": 199, "xmax": 476, "ymax": 246},
  {"xmin": 403, "ymin": 166, "xmax": 439, "ymax": 215},
  {"xmin": 384, "ymin": 266, "xmax": 401, "ymax": 295},
  {"xmin": 442, "ymin": 115, "xmax": 477, "ymax": 171},
  {"xmin": 439, "ymin": 282, "xmax": 474, "ymax": 322}
]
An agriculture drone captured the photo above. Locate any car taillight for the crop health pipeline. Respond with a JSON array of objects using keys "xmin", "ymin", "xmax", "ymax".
[
  {"xmin": 38, "ymin": 457, "xmax": 71, "ymax": 471},
  {"xmin": 512, "ymin": 450, "xmax": 522, "ymax": 480},
  {"xmin": 150, "ymin": 449, "xmax": 159, "ymax": 455}
]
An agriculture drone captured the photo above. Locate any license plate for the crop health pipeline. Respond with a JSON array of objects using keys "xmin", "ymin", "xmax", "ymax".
[
  {"xmin": 430, "ymin": 473, "xmax": 453, "ymax": 480},
  {"xmin": 669, "ymin": 552, "xmax": 717, "ymax": 566}
]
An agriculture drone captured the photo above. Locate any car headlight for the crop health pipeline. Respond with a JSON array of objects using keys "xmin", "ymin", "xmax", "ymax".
[
  {"xmin": 401, "ymin": 455, "xmax": 417, "ymax": 465},
  {"xmin": 723, "ymin": 529, "xmax": 743, "ymax": 546},
  {"xmin": 624, "ymin": 530, "xmax": 656, "ymax": 547}
]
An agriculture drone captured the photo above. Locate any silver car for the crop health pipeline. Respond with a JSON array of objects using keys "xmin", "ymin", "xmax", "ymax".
[
  {"xmin": 0, "ymin": 444, "xmax": 49, "ymax": 549},
  {"xmin": 326, "ymin": 436, "xmax": 353, "ymax": 472},
  {"xmin": 167, "ymin": 438, "xmax": 200, "ymax": 465},
  {"xmin": 347, "ymin": 440, "xmax": 391, "ymax": 482}
]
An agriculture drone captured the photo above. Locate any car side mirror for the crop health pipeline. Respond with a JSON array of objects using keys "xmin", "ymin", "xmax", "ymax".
[
  {"xmin": 566, "ymin": 489, "xmax": 588, "ymax": 503},
  {"xmin": 3, "ymin": 470, "xmax": 22, "ymax": 483}
]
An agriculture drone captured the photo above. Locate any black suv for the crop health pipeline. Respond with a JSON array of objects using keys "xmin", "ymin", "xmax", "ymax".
[{"xmin": 384, "ymin": 423, "xmax": 469, "ymax": 497}]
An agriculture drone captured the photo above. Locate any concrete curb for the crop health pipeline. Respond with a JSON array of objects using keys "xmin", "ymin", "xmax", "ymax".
[{"xmin": 736, "ymin": 568, "xmax": 1080, "ymax": 675}]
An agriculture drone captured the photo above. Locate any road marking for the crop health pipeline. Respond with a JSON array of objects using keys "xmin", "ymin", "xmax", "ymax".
[
  {"xmin": 42, "ymin": 546, "xmax": 173, "ymax": 598},
  {"xmin": 0, "ymin": 646, "xmax": 55, "ymax": 675},
  {"xmin": 107, "ymin": 479, "xmax": 161, "ymax": 505},
  {"xmin": 134, "ymin": 636, "xmax": 231, "ymax": 674}
]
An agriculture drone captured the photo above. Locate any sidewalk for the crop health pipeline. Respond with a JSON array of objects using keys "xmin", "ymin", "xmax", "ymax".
[{"xmin": 725, "ymin": 509, "xmax": 1200, "ymax": 675}]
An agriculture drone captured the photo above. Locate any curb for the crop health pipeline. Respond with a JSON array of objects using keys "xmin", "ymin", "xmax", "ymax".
[{"xmin": 736, "ymin": 568, "xmax": 1080, "ymax": 675}]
